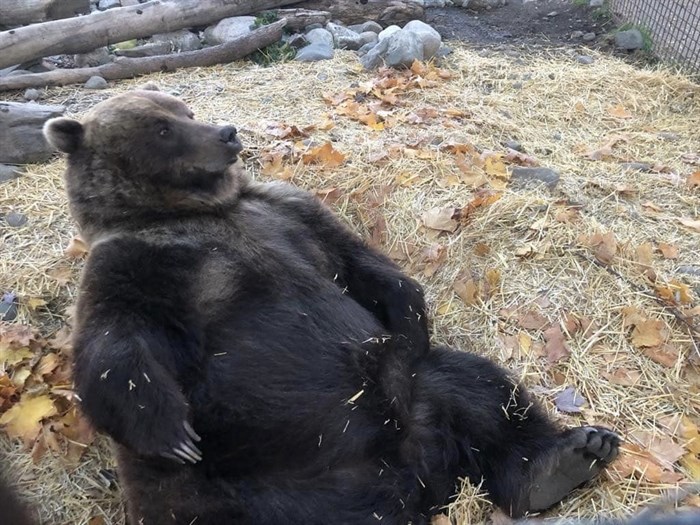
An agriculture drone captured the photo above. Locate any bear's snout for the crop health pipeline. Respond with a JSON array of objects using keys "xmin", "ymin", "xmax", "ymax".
[{"xmin": 219, "ymin": 126, "xmax": 238, "ymax": 144}]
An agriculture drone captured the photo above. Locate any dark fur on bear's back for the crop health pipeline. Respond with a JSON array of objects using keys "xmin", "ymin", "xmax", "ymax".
[{"xmin": 44, "ymin": 90, "xmax": 619, "ymax": 524}]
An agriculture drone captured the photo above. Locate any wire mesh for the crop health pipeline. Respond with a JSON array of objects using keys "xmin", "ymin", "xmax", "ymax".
[{"xmin": 608, "ymin": 0, "xmax": 700, "ymax": 75}]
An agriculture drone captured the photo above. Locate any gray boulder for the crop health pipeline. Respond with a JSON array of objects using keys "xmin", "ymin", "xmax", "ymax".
[
  {"xmin": 378, "ymin": 25, "xmax": 401, "ymax": 41},
  {"xmin": 403, "ymin": 20, "xmax": 441, "ymax": 58},
  {"xmin": 349, "ymin": 21, "xmax": 383, "ymax": 34},
  {"xmin": 295, "ymin": 42, "xmax": 334, "ymax": 62},
  {"xmin": 74, "ymin": 47, "xmax": 112, "ymax": 68},
  {"xmin": 85, "ymin": 76, "xmax": 108, "ymax": 89},
  {"xmin": 362, "ymin": 20, "xmax": 442, "ymax": 70},
  {"xmin": 204, "ymin": 16, "xmax": 256, "ymax": 45},
  {"xmin": 615, "ymin": 29, "xmax": 644, "ymax": 50},
  {"xmin": 306, "ymin": 28, "xmax": 334, "ymax": 48},
  {"xmin": 0, "ymin": 102, "xmax": 65, "ymax": 164},
  {"xmin": 509, "ymin": 167, "xmax": 560, "ymax": 190},
  {"xmin": 384, "ymin": 30, "xmax": 425, "ymax": 68},
  {"xmin": 152, "ymin": 30, "xmax": 202, "ymax": 52}
]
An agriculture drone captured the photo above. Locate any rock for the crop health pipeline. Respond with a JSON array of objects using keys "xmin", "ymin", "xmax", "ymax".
[
  {"xmin": 576, "ymin": 55, "xmax": 594, "ymax": 64},
  {"xmin": 204, "ymin": 16, "xmax": 256, "ymax": 45},
  {"xmin": 152, "ymin": 30, "xmax": 202, "ymax": 52},
  {"xmin": 295, "ymin": 42, "xmax": 334, "ymax": 62},
  {"xmin": 571, "ymin": 31, "xmax": 584, "ymax": 39},
  {"xmin": 115, "ymin": 42, "xmax": 171, "ymax": 58},
  {"xmin": 590, "ymin": 0, "xmax": 604, "ymax": 6},
  {"xmin": 85, "ymin": 76, "xmax": 108, "ymax": 89},
  {"xmin": 615, "ymin": 29, "xmax": 644, "ymax": 50},
  {"xmin": 509, "ymin": 167, "xmax": 560, "ymax": 190},
  {"xmin": 403, "ymin": 20, "xmax": 441, "ymax": 58},
  {"xmin": 23, "ymin": 89, "xmax": 40, "ymax": 101},
  {"xmin": 657, "ymin": 132, "xmax": 679, "ymax": 141},
  {"xmin": 582, "ymin": 32, "xmax": 596, "ymax": 42},
  {"xmin": 0, "ymin": 102, "xmax": 65, "ymax": 164},
  {"xmin": 287, "ymin": 34, "xmax": 308, "ymax": 49},
  {"xmin": 121, "ymin": 0, "xmax": 140, "ymax": 5},
  {"xmin": 306, "ymin": 28, "xmax": 334, "ymax": 48},
  {"xmin": 305, "ymin": 23, "xmax": 324, "ymax": 31},
  {"xmin": 361, "ymin": 38, "xmax": 391, "ymax": 69},
  {"xmin": 378, "ymin": 25, "xmax": 401, "ymax": 41},
  {"xmin": 620, "ymin": 162, "xmax": 652, "ymax": 172},
  {"xmin": 357, "ymin": 41, "xmax": 378, "ymax": 57},
  {"xmin": 0, "ymin": 292, "xmax": 18, "ymax": 322},
  {"xmin": 0, "ymin": 164, "xmax": 23, "ymax": 184},
  {"xmin": 326, "ymin": 22, "xmax": 360, "ymax": 48},
  {"xmin": 546, "ymin": 11, "xmax": 558, "ymax": 17},
  {"xmin": 5, "ymin": 211, "xmax": 28, "ymax": 227},
  {"xmin": 74, "ymin": 47, "xmax": 112, "ymax": 68},
  {"xmin": 436, "ymin": 46, "xmax": 453, "ymax": 58},
  {"xmin": 677, "ymin": 266, "xmax": 700, "ymax": 277},
  {"xmin": 384, "ymin": 30, "xmax": 424, "ymax": 68},
  {"xmin": 359, "ymin": 31, "xmax": 378, "ymax": 46},
  {"xmin": 98, "ymin": 0, "xmax": 120, "ymax": 10},
  {"xmin": 503, "ymin": 140, "xmax": 523, "ymax": 152},
  {"xmin": 353, "ymin": 21, "xmax": 382, "ymax": 35}
]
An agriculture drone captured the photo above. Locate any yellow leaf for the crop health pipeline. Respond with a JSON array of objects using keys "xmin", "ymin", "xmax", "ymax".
[
  {"xmin": 484, "ymin": 156, "xmax": 509, "ymax": 179},
  {"xmin": 0, "ymin": 395, "xmax": 57, "ymax": 443},
  {"xmin": 485, "ymin": 269, "xmax": 501, "ymax": 292},
  {"xmin": 681, "ymin": 453, "xmax": 700, "ymax": 481},
  {"xmin": 518, "ymin": 332, "xmax": 532, "ymax": 354},
  {"xmin": 607, "ymin": 104, "xmax": 633, "ymax": 119},
  {"xmin": 0, "ymin": 346, "xmax": 34, "ymax": 367},
  {"xmin": 25, "ymin": 297, "xmax": 47, "ymax": 311},
  {"xmin": 436, "ymin": 302, "xmax": 452, "ymax": 316},
  {"xmin": 301, "ymin": 142, "xmax": 346, "ymax": 168},
  {"xmin": 454, "ymin": 279, "xmax": 480, "ymax": 305}
]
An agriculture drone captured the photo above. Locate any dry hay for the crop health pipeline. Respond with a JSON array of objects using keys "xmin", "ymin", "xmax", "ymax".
[{"xmin": 1, "ymin": 43, "xmax": 699, "ymax": 524}]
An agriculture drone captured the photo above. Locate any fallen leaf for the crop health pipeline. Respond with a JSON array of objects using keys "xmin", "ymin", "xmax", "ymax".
[
  {"xmin": 635, "ymin": 242, "xmax": 656, "ymax": 280},
  {"xmin": 454, "ymin": 191, "xmax": 501, "ymax": 225},
  {"xmin": 474, "ymin": 243, "xmax": 491, "ymax": 256},
  {"xmin": 47, "ymin": 267, "xmax": 73, "ymax": 286},
  {"xmin": 420, "ymin": 244, "xmax": 447, "ymax": 278},
  {"xmin": 302, "ymin": 142, "xmax": 346, "ymax": 168},
  {"xmin": 485, "ymin": 269, "xmax": 501, "ymax": 293},
  {"xmin": 630, "ymin": 430, "xmax": 686, "ymax": 468},
  {"xmin": 681, "ymin": 153, "xmax": 700, "ymax": 165},
  {"xmin": 0, "ymin": 395, "xmax": 57, "ymax": 443},
  {"xmin": 604, "ymin": 368, "xmax": 642, "ymax": 386},
  {"xmin": 643, "ymin": 343, "xmax": 680, "ymax": 368},
  {"xmin": 658, "ymin": 243, "xmax": 679, "ymax": 259},
  {"xmin": 655, "ymin": 280, "xmax": 694, "ymax": 305},
  {"xmin": 612, "ymin": 443, "xmax": 684, "ymax": 483},
  {"xmin": 584, "ymin": 232, "xmax": 617, "ymax": 265},
  {"xmin": 517, "ymin": 310, "xmax": 549, "ymax": 331},
  {"xmin": 25, "ymin": 297, "xmax": 47, "ymax": 311},
  {"xmin": 0, "ymin": 346, "xmax": 34, "ymax": 368},
  {"xmin": 34, "ymin": 353, "xmax": 60, "ymax": 378},
  {"xmin": 544, "ymin": 324, "xmax": 570, "ymax": 363},
  {"xmin": 677, "ymin": 217, "xmax": 700, "ymax": 233},
  {"xmin": 688, "ymin": 171, "xmax": 700, "ymax": 189},
  {"xmin": 607, "ymin": 104, "xmax": 633, "ymax": 119},
  {"xmin": 554, "ymin": 386, "xmax": 586, "ymax": 413},
  {"xmin": 631, "ymin": 319, "xmax": 666, "ymax": 347},
  {"xmin": 65, "ymin": 236, "xmax": 88, "ymax": 258},
  {"xmin": 264, "ymin": 121, "xmax": 310, "ymax": 139},
  {"xmin": 681, "ymin": 453, "xmax": 700, "ymax": 481},
  {"xmin": 422, "ymin": 207, "xmax": 459, "ymax": 233},
  {"xmin": 454, "ymin": 279, "xmax": 480, "ymax": 305}
]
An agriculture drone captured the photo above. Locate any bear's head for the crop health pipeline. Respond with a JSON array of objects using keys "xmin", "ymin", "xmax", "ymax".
[{"xmin": 43, "ymin": 89, "xmax": 244, "ymax": 238}]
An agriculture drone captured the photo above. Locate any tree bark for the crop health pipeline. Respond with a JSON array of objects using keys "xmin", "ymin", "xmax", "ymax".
[
  {"xmin": 0, "ymin": 20, "xmax": 287, "ymax": 92},
  {"xmin": 0, "ymin": 0, "xmax": 300, "ymax": 70},
  {"xmin": 0, "ymin": 102, "xmax": 65, "ymax": 164},
  {"xmin": 290, "ymin": 0, "xmax": 423, "ymax": 26},
  {"xmin": 275, "ymin": 9, "xmax": 331, "ymax": 32},
  {"xmin": 0, "ymin": 0, "xmax": 90, "ymax": 28}
]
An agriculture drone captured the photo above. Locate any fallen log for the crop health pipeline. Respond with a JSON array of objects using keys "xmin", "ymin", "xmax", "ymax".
[
  {"xmin": 0, "ymin": 102, "xmax": 65, "ymax": 163},
  {"xmin": 0, "ymin": 0, "xmax": 90, "ymax": 28},
  {"xmin": 290, "ymin": 0, "xmax": 424, "ymax": 26},
  {"xmin": 0, "ymin": 0, "xmax": 299, "ymax": 70},
  {"xmin": 275, "ymin": 8, "xmax": 331, "ymax": 32},
  {"xmin": 0, "ymin": 20, "xmax": 287, "ymax": 91}
]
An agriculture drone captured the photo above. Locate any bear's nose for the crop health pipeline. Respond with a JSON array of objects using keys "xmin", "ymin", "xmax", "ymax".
[{"xmin": 219, "ymin": 126, "xmax": 237, "ymax": 143}]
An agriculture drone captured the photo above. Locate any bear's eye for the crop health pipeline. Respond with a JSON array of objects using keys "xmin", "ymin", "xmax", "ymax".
[{"xmin": 159, "ymin": 126, "xmax": 170, "ymax": 137}]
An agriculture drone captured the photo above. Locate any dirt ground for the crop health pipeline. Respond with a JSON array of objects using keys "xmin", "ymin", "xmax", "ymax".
[{"xmin": 427, "ymin": 0, "xmax": 612, "ymax": 46}]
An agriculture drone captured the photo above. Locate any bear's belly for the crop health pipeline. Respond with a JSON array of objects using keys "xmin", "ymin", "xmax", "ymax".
[{"xmin": 188, "ymin": 283, "xmax": 396, "ymax": 475}]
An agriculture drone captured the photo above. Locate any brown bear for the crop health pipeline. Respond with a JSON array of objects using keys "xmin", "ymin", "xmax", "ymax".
[{"xmin": 43, "ymin": 90, "xmax": 619, "ymax": 525}]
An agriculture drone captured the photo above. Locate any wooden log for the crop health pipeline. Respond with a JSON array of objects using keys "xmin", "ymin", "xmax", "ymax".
[
  {"xmin": 0, "ymin": 0, "xmax": 90, "ymax": 28},
  {"xmin": 0, "ymin": 0, "xmax": 300, "ymax": 70},
  {"xmin": 0, "ymin": 20, "xmax": 287, "ymax": 92},
  {"xmin": 0, "ymin": 102, "xmax": 65, "ymax": 164},
  {"xmin": 289, "ymin": 0, "xmax": 423, "ymax": 26},
  {"xmin": 275, "ymin": 8, "xmax": 331, "ymax": 32}
]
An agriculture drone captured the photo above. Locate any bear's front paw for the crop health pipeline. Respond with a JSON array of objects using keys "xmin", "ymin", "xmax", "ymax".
[{"xmin": 158, "ymin": 420, "xmax": 202, "ymax": 464}]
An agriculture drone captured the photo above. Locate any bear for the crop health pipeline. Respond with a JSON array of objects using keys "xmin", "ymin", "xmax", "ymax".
[{"xmin": 43, "ymin": 89, "xmax": 619, "ymax": 525}]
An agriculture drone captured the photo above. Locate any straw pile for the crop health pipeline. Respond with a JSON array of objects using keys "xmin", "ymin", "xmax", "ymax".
[{"xmin": 1, "ymin": 43, "xmax": 699, "ymax": 524}]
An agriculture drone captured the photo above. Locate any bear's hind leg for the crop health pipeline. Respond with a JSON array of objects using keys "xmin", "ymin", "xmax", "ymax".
[{"xmin": 405, "ymin": 346, "xmax": 620, "ymax": 518}]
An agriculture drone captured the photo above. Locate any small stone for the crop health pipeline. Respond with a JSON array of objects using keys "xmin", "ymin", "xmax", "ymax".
[
  {"xmin": 85, "ymin": 76, "xmax": 108, "ymax": 89},
  {"xmin": 576, "ymin": 55, "xmax": 594, "ymax": 64},
  {"xmin": 657, "ymin": 132, "xmax": 679, "ymax": 141},
  {"xmin": 378, "ymin": 25, "xmax": 401, "ymax": 41},
  {"xmin": 677, "ymin": 266, "xmax": 700, "ymax": 277},
  {"xmin": 5, "ymin": 211, "xmax": 28, "ymax": 227},
  {"xmin": 0, "ymin": 292, "xmax": 18, "ymax": 322},
  {"xmin": 358, "ymin": 21, "xmax": 383, "ymax": 34},
  {"xmin": 571, "ymin": 31, "xmax": 584, "ymax": 39},
  {"xmin": 287, "ymin": 34, "xmax": 308, "ymax": 49},
  {"xmin": 23, "ymin": 88, "xmax": 40, "ymax": 101},
  {"xmin": 98, "ymin": 0, "xmax": 120, "ymax": 10},
  {"xmin": 295, "ymin": 42, "xmax": 334, "ymax": 62},
  {"xmin": 305, "ymin": 23, "xmax": 323, "ymax": 32},
  {"xmin": 615, "ymin": 29, "xmax": 644, "ymax": 50},
  {"xmin": 0, "ymin": 165, "xmax": 23, "ymax": 184},
  {"xmin": 316, "ymin": 72, "xmax": 328, "ymax": 81},
  {"xmin": 336, "ymin": 34, "xmax": 365, "ymax": 51},
  {"xmin": 552, "ymin": 132, "xmax": 562, "ymax": 140},
  {"xmin": 546, "ymin": 11, "xmax": 558, "ymax": 17},
  {"xmin": 357, "ymin": 41, "xmax": 378, "ymax": 57},
  {"xmin": 204, "ymin": 16, "xmax": 256, "ymax": 45},
  {"xmin": 590, "ymin": 0, "xmax": 604, "ymax": 6},
  {"xmin": 511, "ymin": 81, "xmax": 523, "ymax": 89},
  {"xmin": 436, "ymin": 46, "xmax": 453, "ymax": 58},
  {"xmin": 582, "ymin": 32, "xmax": 596, "ymax": 42},
  {"xmin": 503, "ymin": 140, "xmax": 523, "ymax": 152},
  {"xmin": 509, "ymin": 167, "xmax": 560, "ymax": 190},
  {"xmin": 152, "ymin": 29, "xmax": 202, "ymax": 52},
  {"xmin": 620, "ymin": 162, "xmax": 652, "ymax": 172},
  {"xmin": 306, "ymin": 28, "xmax": 334, "ymax": 48},
  {"xmin": 74, "ymin": 47, "xmax": 112, "ymax": 68}
]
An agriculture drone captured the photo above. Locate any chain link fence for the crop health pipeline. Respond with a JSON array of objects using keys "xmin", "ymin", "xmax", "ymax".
[{"xmin": 608, "ymin": 0, "xmax": 700, "ymax": 75}]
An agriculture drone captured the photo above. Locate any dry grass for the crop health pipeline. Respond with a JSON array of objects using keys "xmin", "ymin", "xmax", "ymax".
[{"xmin": 1, "ymin": 44, "xmax": 699, "ymax": 524}]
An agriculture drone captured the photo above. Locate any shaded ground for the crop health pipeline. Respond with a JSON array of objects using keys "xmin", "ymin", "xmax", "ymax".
[{"xmin": 427, "ymin": 0, "xmax": 613, "ymax": 46}]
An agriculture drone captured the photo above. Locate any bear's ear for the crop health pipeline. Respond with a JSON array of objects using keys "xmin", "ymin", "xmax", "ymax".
[{"xmin": 43, "ymin": 117, "xmax": 84, "ymax": 154}]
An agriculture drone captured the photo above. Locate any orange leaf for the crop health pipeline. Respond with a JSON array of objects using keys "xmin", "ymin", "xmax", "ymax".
[
  {"xmin": 302, "ymin": 142, "xmax": 346, "ymax": 168},
  {"xmin": 454, "ymin": 279, "xmax": 480, "ymax": 305},
  {"xmin": 65, "ymin": 236, "xmax": 88, "ymax": 258},
  {"xmin": 604, "ymin": 368, "xmax": 641, "ymax": 386},
  {"xmin": 658, "ymin": 242, "xmax": 679, "ymax": 259},
  {"xmin": 422, "ymin": 207, "xmax": 458, "ymax": 233},
  {"xmin": 607, "ymin": 104, "xmax": 633, "ymax": 119},
  {"xmin": 688, "ymin": 170, "xmax": 700, "ymax": 189},
  {"xmin": 631, "ymin": 319, "xmax": 666, "ymax": 348},
  {"xmin": 0, "ymin": 395, "xmax": 57, "ymax": 443},
  {"xmin": 543, "ymin": 324, "xmax": 570, "ymax": 363},
  {"xmin": 517, "ymin": 310, "xmax": 549, "ymax": 331}
]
